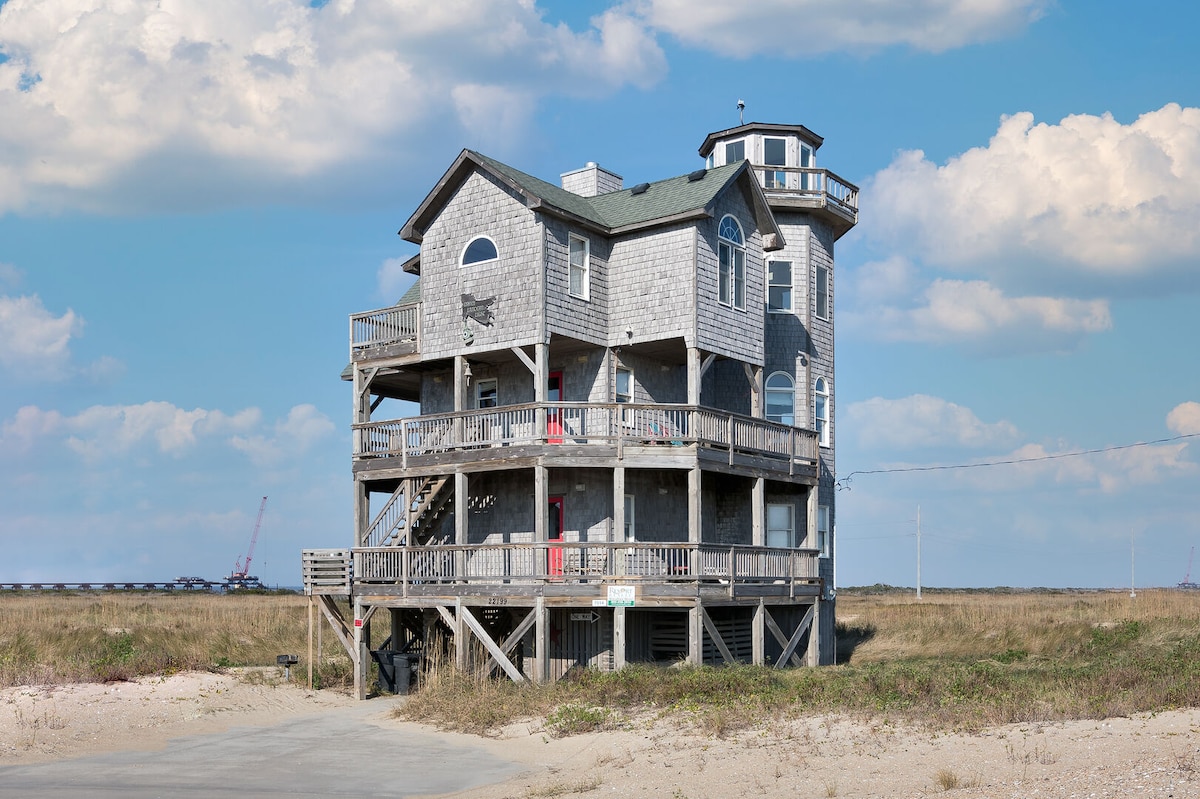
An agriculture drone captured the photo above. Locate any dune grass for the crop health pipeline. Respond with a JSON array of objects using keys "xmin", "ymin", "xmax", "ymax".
[
  {"xmin": 400, "ymin": 588, "xmax": 1200, "ymax": 735},
  {"xmin": 0, "ymin": 591, "xmax": 351, "ymax": 689}
]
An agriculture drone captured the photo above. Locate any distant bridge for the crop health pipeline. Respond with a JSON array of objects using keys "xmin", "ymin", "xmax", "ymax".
[{"xmin": 0, "ymin": 581, "xmax": 217, "ymax": 592}]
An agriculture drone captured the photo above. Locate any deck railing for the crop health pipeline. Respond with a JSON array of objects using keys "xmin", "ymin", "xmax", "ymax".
[
  {"xmin": 353, "ymin": 403, "xmax": 818, "ymax": 468},
  {"xmin": 754, "ymin": 166, "xmax": 858, "ymax": 217},
  {"xmin": 350, "ymin": 542, "xmax": 819, "ymax": 589},
  {"xmin": 350, "ymin": 302, "xmax": 421, "ymax": 353}
]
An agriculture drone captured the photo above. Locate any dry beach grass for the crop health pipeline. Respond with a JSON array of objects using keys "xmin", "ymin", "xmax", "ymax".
[{"xmin": 1, "ymin": 588, "xmax": 1198, "ymax": 797}]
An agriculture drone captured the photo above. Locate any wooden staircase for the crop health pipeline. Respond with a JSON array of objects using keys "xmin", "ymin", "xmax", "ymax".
[{"xmin": 363, "ymin": 476, "xmax": 453, "ymax": 547}]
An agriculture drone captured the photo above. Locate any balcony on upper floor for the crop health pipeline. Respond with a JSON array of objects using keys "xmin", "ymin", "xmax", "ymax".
[
  {"xmin": 352, "ymin": 402, "xmax": 819, "ymax": 479},
  {"xmin": 752, "ymin": 166, "xmax": 858, "ymax": 236},
  {"xmin": 350, "ymin": 302, "xmax": 421, "ymax": 361}
]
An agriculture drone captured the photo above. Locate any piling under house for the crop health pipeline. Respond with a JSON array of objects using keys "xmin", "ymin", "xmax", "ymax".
[{"xmin": 303, "ymin": 121, "xmax": 858, "ymax": 697}]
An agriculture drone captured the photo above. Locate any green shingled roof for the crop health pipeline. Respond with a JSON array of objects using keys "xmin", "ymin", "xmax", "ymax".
[
  {"xmin": 469, "ymin": 151, "xmax": 745, "ymax": 230},
  {"xmin": 589, "ymin": 162, "xmax": 744, "ymax": 229}
]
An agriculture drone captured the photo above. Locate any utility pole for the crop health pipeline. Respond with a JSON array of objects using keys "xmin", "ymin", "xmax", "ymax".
[
  {"xmin": 916, "ymin": 505, "xmax": 922, "ymax": 601},
  {"xmin": 1130, "ymin": 530, "xmax": 1136, "ymax": 599}
]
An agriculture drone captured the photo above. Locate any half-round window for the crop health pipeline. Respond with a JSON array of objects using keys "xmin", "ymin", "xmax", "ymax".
[
  {"xmin": 718, "ymin": 214, "xmax": 744, "ymax": 246},
  {"xmin": 461, "ymin": 236, "xmax": 498, "ymax": 266},
  {"xmin": 765, "ymin": 372, "xmax": 795, "ymax": 426}
]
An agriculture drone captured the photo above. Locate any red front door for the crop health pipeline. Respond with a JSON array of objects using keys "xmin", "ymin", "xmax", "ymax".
[
  {"xmin": 548, "ymin": 495, "xmax": 564, "ymax": 576},
  {"xmin": 547, "ymin": 371, "xmax": 563, "ymax": 444}
]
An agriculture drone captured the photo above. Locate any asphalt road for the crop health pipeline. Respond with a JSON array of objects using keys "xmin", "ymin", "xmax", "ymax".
[{"xmin": 0, "ymin": 702, "xmax": 523, "ymax": 798}]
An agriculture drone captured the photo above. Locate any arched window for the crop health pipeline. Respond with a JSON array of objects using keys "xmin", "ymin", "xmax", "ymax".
[
  {"xmin": 461, "ymin": 236, "xmax": 498, "ymax": 266},
  {"xmin": 765, "ymin": 372, "xmax": 794, "ymax": 426},
  {"xmin": 717, "ymin": 214, "xmax": 745, "ymax": 310},
  {"xmin": 814, "ymin": 377, "xmax": 830, "ymax": 447}
]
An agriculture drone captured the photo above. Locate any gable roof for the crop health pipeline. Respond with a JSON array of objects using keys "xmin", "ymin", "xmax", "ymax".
[{"xmin": 399, "ymin": 150, "xmax": 784, "ymax": 256}]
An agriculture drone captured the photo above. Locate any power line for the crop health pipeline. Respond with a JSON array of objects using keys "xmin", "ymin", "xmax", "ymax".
[{"xmin": 836, "ymin": 431, "xmax": 1200, "ymax": 490}]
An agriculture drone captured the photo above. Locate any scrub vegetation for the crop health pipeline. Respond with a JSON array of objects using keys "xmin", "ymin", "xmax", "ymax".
[
  {"xmin": 3, "ymin": 588, "xmax": 1198, "ymax": 737},
  {"xmin": 401, "ymin": 588, "xmax": 1200, "ymax": 735}
]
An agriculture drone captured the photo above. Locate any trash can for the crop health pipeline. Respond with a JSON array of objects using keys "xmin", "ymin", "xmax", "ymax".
[{"xmin": 373, "ymin": 650, "xmax": 414, "ymax": 695}]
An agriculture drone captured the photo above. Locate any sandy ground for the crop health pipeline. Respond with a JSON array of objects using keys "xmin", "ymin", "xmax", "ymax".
[{"xmin": 2, "ymin": 671, "xmax": 1198, "ymax": 798}]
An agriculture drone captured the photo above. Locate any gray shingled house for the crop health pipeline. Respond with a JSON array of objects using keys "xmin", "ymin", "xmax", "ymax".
[{"xmin": 303, "ymin": 122, "xmax": 858, "ymax": 697}]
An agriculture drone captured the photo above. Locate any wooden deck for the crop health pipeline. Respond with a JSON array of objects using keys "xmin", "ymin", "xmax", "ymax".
[{"xmin": 352, "ymin": 402, "xmax": 818, "ymax": 477}]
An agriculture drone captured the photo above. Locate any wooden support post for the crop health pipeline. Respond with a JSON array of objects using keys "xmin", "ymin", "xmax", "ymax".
[
  {"xmin": 535, "ymin": 464, "xmax": 548, "ymax": 547},
  {"xmin": 354, "ymin": 480, "xmax": 369, "ymax": 548},
  {"xmin": 455, "ymin": 471, "xmax": 468, "ymax": 580},
  {"xmin": 686, "ymin": 347, "xmax": 702, "ymax": 405},
  {"xmin": 613, "ymin": 606, "xmax": 627, "ymax": 670},
  {"xmin": 806, "ymin": 597, "xmax": 821, "ymax": 667},
  {"xmin": 753, "ymin": 600, "xmax": 765, "ymax": 666},
  {"xmin": 353, "ymin": 598, "xmax": 369, "ymax": 700},
  {"xmin": 688, "ymin": 466, "xmax": 701, "ymax": 577},
  {"xmin": 455, "ymin": 598, "xmax": 467, "ymax": 672},
  {"xmin": 533, "ymin": 597, "xmax": 548, "ymax": 683},
  {"xmin": 752, "ymin": 477, "xmax": 764, "ymax": 547},
  {"xmin": 688, "ymin": 603, "xmax": 703, "ymax": 665},
  {"xmin": 307, "ymin": 596, "xmax": 314, "ymax": 690},
  {"xmin": 807, "ymin": 483, "xmax": 818, "ymax": 550},
  {"xmin": 743, "ymin": 363, "xmax": 763, "ymax": 417}
]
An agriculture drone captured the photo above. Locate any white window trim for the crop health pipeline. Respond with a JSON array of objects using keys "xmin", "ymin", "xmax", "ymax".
[
  {"xmin": 766, "ymin": 503, "xmax": 795, "ymax": 549},
  {"xmin": 475, "ymin": 378, "xmax": 498, "ymax": 409},
  {"xmin": 460, "ymin": 235, "xmax": 498, "ymax": 267},
  {"xmin": 723, "ymin": 138, "xmax": 746, "ymax": 166},
  {"xmin": 817, "ymin": 505, "xmax": 831, "ymax": 557},
  {"xmin": 568, "ymin": 234, "xmax": 590, "ymax": 300},
  {"xmin": 624, "ymin": 494, "xmax": 635, "ymax": 542},
  {"xmin": 767, "ymin": 259, "xmax": 792, "ymax": 313},
  {"xmin": 815, "ymin": 264, "xmax": 830, "ymax": 320},
  {"xmin": 765, "ymin": 371, "xmax": 795, "ymax": 426},
  {"xmin": 815, "ymin": 377, "xmax": 830, "ymax": 447},
  {"xmin": 615, "ymin": 366, "xmax": 633, "ymax": 404},
  {"xmin": 718, "ymin": 214, "xmax": 746, "ymax": 311}
]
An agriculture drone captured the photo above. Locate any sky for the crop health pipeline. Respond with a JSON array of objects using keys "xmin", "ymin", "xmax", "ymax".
[{"xmin": 2, "ymin": 0, "xmax": 1199, "ymax": 590}]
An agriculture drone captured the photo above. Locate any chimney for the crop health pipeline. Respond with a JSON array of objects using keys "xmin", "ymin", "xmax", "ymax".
[{"xmin": 560, "ymin": 162, "xmax": 623, "ymax": 197}]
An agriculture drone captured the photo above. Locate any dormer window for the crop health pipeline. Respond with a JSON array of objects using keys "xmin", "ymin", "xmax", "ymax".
[
  {"xmin": 461, "ymin": 236, "xmax": 498, "ymax": 266},
  {"xmin": 718, "ymin": 215, "xmax": 746, "ymax": 310}
]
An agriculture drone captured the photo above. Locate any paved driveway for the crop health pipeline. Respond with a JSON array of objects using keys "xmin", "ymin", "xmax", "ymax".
[{"xmin": 0, "ymin": 702, "xmax": 522, "ymax": 798}]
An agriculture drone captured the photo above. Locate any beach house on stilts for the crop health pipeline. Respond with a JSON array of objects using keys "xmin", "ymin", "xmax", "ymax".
[{"xmin": 302, "ymin": 120, "xmax": 858, "ymax": 698}]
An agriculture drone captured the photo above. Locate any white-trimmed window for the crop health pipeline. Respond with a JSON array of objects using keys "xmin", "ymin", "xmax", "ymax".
[
  {"xmin": 717, "ymin": 214, "xmax": 746, "ymax": 310},
  {"xmin": 814, "ymin": 377, "xmax": 829, "ymax": 447},
  {"xmin": 817, "ymin": 505, "xmax": 830, "ymax": 557},
  {"xmin": 569, "ymin": 234, "xmax": 589, "ymax": 299},
  {"xmin": 768, "ymin": 260, "xmax": 792, "ymax": 312},
  {"xmin": 615, "ymin": 367, "xmax": 633, "ymax": 403},
  {"xmin": 815, "ymin": 265, "xmax": 829, "ymax": 319},
  {"xmin": 764, "ymin": 136, "xmax": 787, "ymax": 189},
  {"xmin": 624, "ymin": 494, "xmax": 635, "ymax": 541},
  {"xmin": 461, "ymin": 236, "xmax": 498, "ymax": 266},
  {"xmin": 724, "ymin": 139, "xmax": 745, "ymax": 164},
  {"xmin": 476, "ymin": 378, "xmax": 497, "ymax": 409},
  {"xmin": 765, "ymin": 372, "xmax": 795, "ymax": 426},
  {"xmin": 767, "ymin": 503, "xmax": 794, "ymax": 548},
  {"xmin": 799, "ymin": 142, "xmax": 815, "ymax": 190}
]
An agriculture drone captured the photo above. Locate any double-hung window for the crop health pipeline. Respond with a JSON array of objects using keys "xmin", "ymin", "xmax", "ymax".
[
  {"xmin": 817, "ymin": 505, "xmax": 831, "ymax": 556},
  {"xmin": 815, "ymin": 265, "xmax": 829, "ymax": 320},
  {"xmin": 767, "ymin": 503, "xmax": 794, "ymax": 548},
  {"xmin": 569, "ymin": 235, "xmax": 589, "ymax": 299},
  {"xmin": 768, "ymin": 260, "xmax": 792, "ymax": 312},
  {"xmin": 815, "ymin": 377, "xmax": 829, "ymax": 447},
  {"xmin": 718, "ymin": 215, "xmax": 746, "ymax": 310},
  {"xmin": 615, "ymin": 367, "xmax": 633, "ymax": 403}
]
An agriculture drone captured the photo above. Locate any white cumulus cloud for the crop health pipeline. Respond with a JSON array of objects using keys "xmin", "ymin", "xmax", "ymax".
[
  {"xmin": 844, "ymin": 394, "xmax": 1020, "ymax": 450},
  {"xmin": 0, "ymin": 0, "xmax": 666, "ymax": 213},
  {"xmin": 844, "ymin": 278, "xmax": 1111, "ymax": 354},
  {"xmin": 0, "ymin": 293, "xmax": 81, "ymax": 378},
  {"xmin": 1167, "ymin": 401, "xmax": 1200, "ymax": 435},
  {"xmin": 634, "ymin": 0, "xmax": 1048, "ymax": 57},
  {"xmin": 869, "ymin": 104, "xmax": 1200, "ymax": 277},
  {"xmin": 230, "ymin": 403, "xmax": 336, "ymax": 465}
]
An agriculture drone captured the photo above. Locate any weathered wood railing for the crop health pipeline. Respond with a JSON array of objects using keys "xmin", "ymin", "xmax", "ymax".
[
  {"xmin": 353, "ymin": 403, "xmax": 818, "ymax": 468},
  {"xmin": 350, "ymin": 302, "xmax": 421, "ymax": 353},
  {"xmin": 349, "ymin": 542, "xmax": 819, "ymax": 588},
  {"xmin": 754, "ymin": 166, "xmax": 858, "ymax": 215}
]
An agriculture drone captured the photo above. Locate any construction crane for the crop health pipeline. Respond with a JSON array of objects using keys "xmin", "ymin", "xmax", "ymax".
[
  {"xmin": 1179, "ymin": 546, "xmax": 1199, "ymax": 590},
  {"xmin": 226, "ymin": 496, "xmax": 267, "ymax": 590}
]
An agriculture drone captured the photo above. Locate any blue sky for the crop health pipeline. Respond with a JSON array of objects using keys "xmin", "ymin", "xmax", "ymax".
[{"xmin": 2, "ymin": 0, "xmax": 1199, "ymax": 589}]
